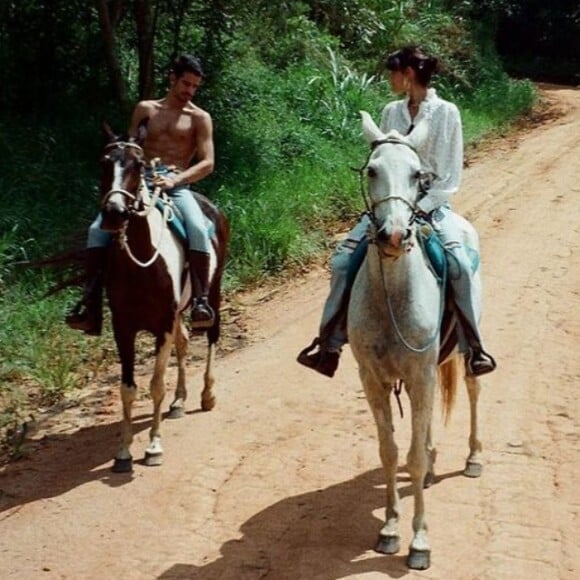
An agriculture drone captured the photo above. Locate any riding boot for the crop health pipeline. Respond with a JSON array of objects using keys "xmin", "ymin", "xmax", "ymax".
[
  {"xmin": 297, "ymin": 337, "xmax": 341, "ymax": 378},
  {"xmin": 188, "ymin": 250, "xmax": 215, "ymax": 330},
  {"xmin": 296, "ymin": 243, "xmax": 357, "ymax": 379},
  {"xmin": 65, "ymin": 247, "xmax": 106, "ymax": 336},
  {"xmin": 454, "ymin": 306, "xmax": 497, "ymax": 377}
]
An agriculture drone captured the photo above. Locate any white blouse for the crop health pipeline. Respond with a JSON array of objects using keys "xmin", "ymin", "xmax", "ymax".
[{"xmin": 379, "ymin": 88, "xmax": 463, "ymax": 213}]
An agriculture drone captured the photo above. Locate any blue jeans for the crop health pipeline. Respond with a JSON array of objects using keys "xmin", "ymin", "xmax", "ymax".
[{"xmin": 88, "ymin": 168, "xmax": 211, "ymax": 253}]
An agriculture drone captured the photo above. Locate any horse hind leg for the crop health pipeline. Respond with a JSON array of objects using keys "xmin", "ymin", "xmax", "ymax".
[
  {"xmin": 168, "ymin": 317, "xmax": 190, "ymax": 419},
  {"xmin": 464, "ymin": 373, "xmax": 483, "ymax": 478},
  {"xmin": 113, "ymin": 382, "xmax": 137, "ymax": 473},
  {"xmin": 201, "ymin": 340, "xmax": 216, "ymax": 411},
  {"xmin": 423, "ymin": 423, "xmax": 437, "ymax": 489},
  {"xmin": 143, "ymin": 332, "xmax": 174, "ymax": 466},
  {"xmin": 199, "ymin": 264, "xmax": 222, "ymax": 412}
]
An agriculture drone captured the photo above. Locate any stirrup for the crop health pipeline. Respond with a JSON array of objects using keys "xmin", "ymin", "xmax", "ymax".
[
  {"xmin": 190, "ymin": 298, "xmax": 215, "ymax": 330},
  {"xmin": 465, "ymin": 349, "xmax": 497, "ymax": 377}
]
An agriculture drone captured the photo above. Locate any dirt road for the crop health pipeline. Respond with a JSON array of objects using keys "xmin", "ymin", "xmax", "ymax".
[{"xmin": 1, "ymin": 85, "xmax": 579, "ymax": 579}]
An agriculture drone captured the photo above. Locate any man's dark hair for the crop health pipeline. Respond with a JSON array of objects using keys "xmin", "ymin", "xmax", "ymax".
[{"xmin": 169, "ymin": 54, "xmax": 204, "ymax": 78}]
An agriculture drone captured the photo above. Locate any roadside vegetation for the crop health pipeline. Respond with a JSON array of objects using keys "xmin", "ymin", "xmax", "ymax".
[{"xmin": 0, "ymin": 1, "xmax": 538, "ymax": 455}]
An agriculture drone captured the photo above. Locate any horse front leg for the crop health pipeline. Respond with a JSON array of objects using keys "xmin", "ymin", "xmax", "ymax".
[
  {"xmin": 168, "ymin": 318, "xmax": 190, "ymax": 419},
  {"xmin": 405, "ymin": 376, "xmax": 436, "ymax": 570},
  {"xmin": 464, "ymin": 374, "xmax": 483, "ymax": 478},
  {"xmin": 143, "ymin": 332, "xmax": 174, "ymax": 466},
  {"xmin": 113, "ymin": 330, "xmax": 137, "ymax": 473},
  {"xmin": 361, "ymin": 370, "xmax": 401, "ymax": 555}
]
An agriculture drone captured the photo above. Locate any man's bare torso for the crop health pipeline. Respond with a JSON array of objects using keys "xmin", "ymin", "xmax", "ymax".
[{"xmin": 138, "ymin": 99, "xmax": 203, "ymax": 171}]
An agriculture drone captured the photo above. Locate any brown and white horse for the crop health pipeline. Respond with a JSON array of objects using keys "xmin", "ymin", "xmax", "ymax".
[{"xmin": 99, "ymin": 125, "xmax": 229, "ymax": 473}]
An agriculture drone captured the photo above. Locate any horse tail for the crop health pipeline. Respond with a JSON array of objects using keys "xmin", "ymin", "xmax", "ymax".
[{"xmin": 438, "ymin": 355, "xmax": 459, "ymax": 425}]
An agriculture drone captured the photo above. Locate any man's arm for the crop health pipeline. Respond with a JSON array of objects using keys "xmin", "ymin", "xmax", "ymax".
[
  {"xmin": 128, "ymin": 101, "xmax": 150, "ymax": 138},
  {"xmin": 170, "ymin": 111, "xmax": 215, "ymax": 188}
]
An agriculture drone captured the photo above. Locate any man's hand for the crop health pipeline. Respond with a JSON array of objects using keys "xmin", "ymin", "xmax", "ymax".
[{"xmin": 153, "ymin": 174, "xmax": 177, "ymax": 191}]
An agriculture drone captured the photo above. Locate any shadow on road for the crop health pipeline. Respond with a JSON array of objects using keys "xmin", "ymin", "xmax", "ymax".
[
  {"xmin": 0, "ymin": 413, "xmax": 155, "ymax": 512},
  {"xmin": 157, "ymin": 466, "xmax": 465, "ymax": 579}
]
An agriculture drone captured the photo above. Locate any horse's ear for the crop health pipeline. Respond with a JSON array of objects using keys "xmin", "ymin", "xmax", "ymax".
[
  {"xmin": 102, "ymin": 122, "xmax": 117, "ymax": 144},
  {"xmin": 360, "ymin": 110, "xmax": 384, "ymax": 145},
  {"xmin": 135, "ymin": 117, "xmax": 149, "ymax": 146},
  {"xmin": 405, "ymin": 119, "xmax": 429, "ymax": 150}
]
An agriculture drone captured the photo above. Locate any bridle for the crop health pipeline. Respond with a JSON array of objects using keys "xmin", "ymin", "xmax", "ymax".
[
  {"xmin": 101, "ymin": 142, "xmax": 163, "ymax": 217},
  {"xmin": 100, "ymin": 141, "xmax": 175, "ymax": 268},
  {"xmin": 354, "ymin": 136, "xmax": 425, "ymax": 231}
]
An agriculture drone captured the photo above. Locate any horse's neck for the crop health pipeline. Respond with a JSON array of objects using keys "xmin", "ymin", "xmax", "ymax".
[{"xmin": 125, "ymin": 187, "xmax": 155, "ymax": 252}]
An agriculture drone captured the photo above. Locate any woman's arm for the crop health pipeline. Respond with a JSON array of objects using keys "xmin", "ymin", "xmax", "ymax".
[{"xmin": 416, "ymin": 102, "xmax": 463, "ymax": 213}]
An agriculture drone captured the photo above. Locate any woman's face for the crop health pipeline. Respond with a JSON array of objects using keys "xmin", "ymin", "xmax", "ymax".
[{"xmin": 389, "ymin": 68, "xmax": 411, "ymax": 94}]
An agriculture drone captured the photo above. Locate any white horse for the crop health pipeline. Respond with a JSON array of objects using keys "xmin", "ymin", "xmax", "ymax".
[{"xmin": 347, "ymin": 112, "xmax": 483, "ymax": 570}]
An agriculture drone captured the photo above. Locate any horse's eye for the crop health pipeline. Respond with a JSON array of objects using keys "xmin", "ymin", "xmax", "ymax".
[{"xmin": 367, "ymin": 166, "xmax": 377, "ymax": 178}]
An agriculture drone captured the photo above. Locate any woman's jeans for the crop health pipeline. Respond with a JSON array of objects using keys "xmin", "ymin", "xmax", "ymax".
[{"xmin": 318, "ymin": 206, "xmax": 483, "ymax": 354}]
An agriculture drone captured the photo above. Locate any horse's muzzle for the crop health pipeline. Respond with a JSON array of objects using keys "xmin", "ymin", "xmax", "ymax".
[
  {"xmin": 101, "ymin": 206, "xmax": 129, "ymax": 232},
  {"xmin": 374, "ymin": 226, "xmax": 413, "ymax": 256}
]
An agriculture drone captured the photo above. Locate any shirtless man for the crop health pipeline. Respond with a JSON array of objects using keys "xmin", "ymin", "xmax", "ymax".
[{"xmin": 66, "ymin": 54, "xmax": 216, "ymax": 335}]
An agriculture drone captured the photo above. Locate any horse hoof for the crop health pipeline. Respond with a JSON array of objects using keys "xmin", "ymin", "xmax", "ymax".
[
  {"xmin": 375, "ymin": 535, "xmax": 400, "ymax": 555},
  {"xmin": 112, "ymin": 457, "xmax": 133, "ymax": 473},
  {"xmin": 407, "ymin": 549, "xmax": 430, "ymax": 570},
  {"xmin": 144, "ymin": 452, "xmax": 163, "ymax": 467},
  {"xmin": 424, "ymin": 471, "xmax": 435, "ymax": 488},
  {"xmin": 201, "ymin": 395, "xmax": 216, "ymax": 412},
  {"xmin": 167, "ymin": 406, "xmax": 185, "ymax": 419},
  {"xmin": 464, "ymin": 461, "xmax": 483, "ymax": 478}
]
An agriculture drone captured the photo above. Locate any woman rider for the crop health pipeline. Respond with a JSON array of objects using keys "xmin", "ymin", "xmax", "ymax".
[{"xmin": 297, "ymin": 45, "xmax": 496, "ymax": 378}]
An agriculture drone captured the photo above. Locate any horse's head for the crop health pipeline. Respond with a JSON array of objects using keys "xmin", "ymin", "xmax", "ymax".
[
  {"xmin": 360, "ymin": 110, "xmax": 429, "ymax": 257},
  {"xmin": 99, "ymin": 121, "xmax": 148, "ymax": 232}
]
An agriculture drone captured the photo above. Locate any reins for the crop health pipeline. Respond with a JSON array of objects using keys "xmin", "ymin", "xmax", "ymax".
[
  {"xmin": 101, "ymin": 142, "xmax": 177, "ymax": 268},
  {"xmin": 117, "ymin": 184, "xmax": 174, "ymax": 268}
]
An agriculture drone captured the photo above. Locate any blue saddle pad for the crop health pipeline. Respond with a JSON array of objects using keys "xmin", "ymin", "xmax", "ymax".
[
  {"xmin": 155, "ymin": 200, "xmax": 187, "ymax": 241},
  {"xmin": 420, "ymin": 227, "xmax": 447, "ymax": 279},
  {"xmin": 418, "ymin": 225, "xmax": 479, "ymax": 279},
  {"xmin": 345, "ymin": 228, "xmax": 479, "ymax": 288}
]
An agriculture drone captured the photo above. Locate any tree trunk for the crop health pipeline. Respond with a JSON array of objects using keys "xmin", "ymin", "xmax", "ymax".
[
  {"xmin": 95, "ymin": 0, "xmax": 129, "ymax": 107},
  {"xmin": 134, "ymin": 0, "xmax": 158, "ymax": 99}
]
